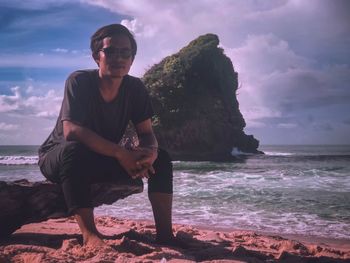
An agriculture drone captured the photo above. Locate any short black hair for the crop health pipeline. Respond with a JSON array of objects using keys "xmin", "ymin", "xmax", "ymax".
[{"xmin": 90, "ymin": 24, "xmax": 137, "ymax": 59}]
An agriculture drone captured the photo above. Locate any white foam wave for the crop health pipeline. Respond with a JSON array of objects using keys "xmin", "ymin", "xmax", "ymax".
[
  {"xmin": 172, "ymin": 209, "xmax": 350, "ymax": 240},
  {"xmin": 264, "ymin": 151, "xmax": 294, "ymax": 156},
  {"xmin": 231, "ymin": 147, "xmax": 254, "ymax": 156},
  {"xmin": 0, "ymin": 155, "xmax": 38, "ymax": 165}
]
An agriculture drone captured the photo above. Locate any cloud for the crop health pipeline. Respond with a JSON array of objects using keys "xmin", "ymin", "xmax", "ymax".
[
  {"xmin": 0, "ymin": 52, "xmax": 95, "ymax": 68},
  {"xmin": 226, "ymin": 34, "xmax": 313, "ymax": 76},
  {"xmin": 267, "ymin": 66, "xmax": 350, "ymax": 111},
  {"xmin": 26, "ymin": 86, "xmax": 34, "ymax": 94},
  {"xmin": 24, "ymin": 89, "xmax": 62, "ymax": 119},
  {"xmin": 0, "ymin": 122, "xmax": 19, "ymax": 131},
  {"xmin": 0, "ymin": 85, "xmax": 62, "ymax": 144},
  {"xmin": 225, "ymin": 33, "xmax": 315, "ymax": 122},
  {"xmin": 83, "ymin": 0, "xmax": 259, "ymax": 75},
  {"xmin": 82, "ymin": 0, "xmax": 350, "ymax": 63},
  {"xmin": 277, "ymin": 123, "xmax": 298, "ymax": 129},
  {"xmin": 0, "ymin": 86, "xmax": 62, "ymax": 120},
  {"xmin": 0, "ymin": 87, "xmax": 21, "ymax": 112},
  {"xmin": 313, "ymin": 122, "xmax": 333, "ymax": 132},
  {"xmin": 52, "ymin": 48, "xmax": 69, "ymax": 53},
  {"xmin": 227, "ymin": 34, "xmax": 350, "ymax": 126},
  {"xmin": 240, "ymin": 106, "xmax": 281, "ymax": 121}
]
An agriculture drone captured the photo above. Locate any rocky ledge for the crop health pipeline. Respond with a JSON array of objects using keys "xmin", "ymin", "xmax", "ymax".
[{"xmin": 0, "ymin": 179, "xmax": 143, "ymax": 237}]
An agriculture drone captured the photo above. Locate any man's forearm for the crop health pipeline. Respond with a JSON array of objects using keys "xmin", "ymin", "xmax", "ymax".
[
  {"xmin": 138, "ymin": 132, "xmax": 158, "ymax": 149},
  {"xmin": 63, "ymin": 121, "xmax": 125, "ymax": 159}
]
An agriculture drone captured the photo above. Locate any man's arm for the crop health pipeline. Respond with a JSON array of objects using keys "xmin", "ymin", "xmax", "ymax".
[
  {"xmin": 63, "ymin": 120, "xmax": 145, "ymax": 177},
  {"xmin": 136, "ymin": 119, "xmax": 158, "ymax": 149},
  {"xmin": 63, "ymin": 120, "xmax": 121, "ymax": 157},
  {"xmin": 133, "ymin": 119, "xmax": 158, "ymax": 176}
]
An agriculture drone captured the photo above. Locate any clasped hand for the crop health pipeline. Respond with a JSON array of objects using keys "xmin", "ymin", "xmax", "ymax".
[{"xmin": 118, "ymin": 146, "xmax": 158, "ymax": 179}]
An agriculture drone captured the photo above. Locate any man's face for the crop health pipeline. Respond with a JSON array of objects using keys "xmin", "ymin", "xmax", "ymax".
[{"xmin": 95, "ymin": 35, "xmax": 133, "ymax": 79}]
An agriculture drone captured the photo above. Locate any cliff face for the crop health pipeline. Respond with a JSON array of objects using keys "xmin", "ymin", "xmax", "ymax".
[{"xmin": 142, "ymin": 34, "xmax": 261, "ymax": 160}]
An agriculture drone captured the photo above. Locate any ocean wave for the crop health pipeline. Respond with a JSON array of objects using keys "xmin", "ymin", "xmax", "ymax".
[
  {"xmin": 231, "ymin": 147, "xmax": 254, "ymax": 156},
  {"xmin": 96, "ymin": 196, "xmax": 350, "ymax": 240},
  {"xmin": 264, "ymin": 151, "xmax": 294, "ymax": 156},
  {"xmin": 0, "ymin": 156, "xmax": 38, "ymax": 165}
]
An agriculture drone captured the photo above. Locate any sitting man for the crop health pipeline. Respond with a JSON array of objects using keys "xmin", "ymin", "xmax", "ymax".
[{"xmin": 38, "ymin": 24, "xmax": 176, "ymax": 247}]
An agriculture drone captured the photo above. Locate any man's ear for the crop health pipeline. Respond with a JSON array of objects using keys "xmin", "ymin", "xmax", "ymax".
[{"xmin": 92, "ymin": 52, "xmax": 100, "ymax": 66}]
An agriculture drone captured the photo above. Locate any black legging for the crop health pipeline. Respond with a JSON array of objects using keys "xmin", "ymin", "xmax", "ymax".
[{"xmin": 39, "ymin": 141, "xmax": 173, "ymax": 214}]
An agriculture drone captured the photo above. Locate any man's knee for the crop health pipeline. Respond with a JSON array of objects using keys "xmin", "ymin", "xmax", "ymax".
[
  {"xmin": 39, "ymin": 141, "xmax": 89, "ymax": 181},
  {"xmin": 153, "ymin": 149, "xmax": 173, "ymax": 177},
  {"xmin": 60, "ymin": 141, "xmax": 90, "ymax": 163},
  {"xmin": 58, "ymin": 141, "xmax": 94, "ymax": 178},
  {"xmin": 149, "ymin": 149, "xmax": 173, "ymax": 194}
]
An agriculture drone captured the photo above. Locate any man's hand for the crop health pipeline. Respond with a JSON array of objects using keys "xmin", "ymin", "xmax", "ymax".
[
  {"xmin": 62, "ymin": 120, "xmax": 158, "ymax": 179},
  {"xmin": 116, "ymin": 147, "xmax": 157, "ymax": 179},
  {"xmin": 134, "ymin": 147, "xmax": 158, "ymax": 178},
  {"xmin": 128, "ymin": 118, "xmax": 159, "ymax": 179}
]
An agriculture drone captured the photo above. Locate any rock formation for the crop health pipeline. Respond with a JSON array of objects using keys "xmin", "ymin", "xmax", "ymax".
[
  {"xmin": 142, "ymin": 34, "xmax": 261, "ymax": 160},
  {"xmin": 0, "ymin": 179, "xmax": 143, "ymax": 237}
]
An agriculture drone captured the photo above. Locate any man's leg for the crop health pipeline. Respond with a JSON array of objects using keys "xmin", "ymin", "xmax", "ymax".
[
  {"xmin": 75, "ymin": 208, "xmax": 105, "ymax": 246},
  {"xmin": 148, "ymin": 149, "xmax": 179, "ymax": 243},
  {"xmin": 39, "ymin": 142, "xmax": 111, "ymax": 247},
  {"xmin": 148, "ymin": 193, "xmax": 174, "ymax": 241},
  {"xmin": 148, "ymin": 187, "xmax": 188, "ymax": 248}
]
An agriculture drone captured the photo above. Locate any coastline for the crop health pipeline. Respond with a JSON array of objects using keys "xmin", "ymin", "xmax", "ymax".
[
  {"xmin": 185, "ymin": 223, "xmax": 350, "ymax": 250},
  {"xmin": 1, "ymin": 216, "xmax": 349, "ymax": 262},
  {"xmin": 1, "ymin": 144, "xmax": 349, "ymax": 241}
]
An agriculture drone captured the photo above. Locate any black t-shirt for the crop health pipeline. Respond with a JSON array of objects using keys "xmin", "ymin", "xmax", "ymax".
[{"xmin": 39, "ymin": 69, "xmax": 154, "ymax": 158}]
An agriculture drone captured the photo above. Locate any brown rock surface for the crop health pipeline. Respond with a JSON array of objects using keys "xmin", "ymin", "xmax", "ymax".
[{"xmin": 0, "ymin": 179, "xmax": 143, "ymax": 237}]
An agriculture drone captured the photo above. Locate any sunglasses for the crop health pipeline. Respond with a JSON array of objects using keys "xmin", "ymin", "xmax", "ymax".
[{"xmin": 99, "ymin": 47, "xmax": 133, "ymax": 59}]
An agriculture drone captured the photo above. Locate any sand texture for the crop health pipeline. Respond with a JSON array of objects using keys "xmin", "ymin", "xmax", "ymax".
[{"xmin": 1, "ymin": 216, "xmax": 349, "ymax": 263}]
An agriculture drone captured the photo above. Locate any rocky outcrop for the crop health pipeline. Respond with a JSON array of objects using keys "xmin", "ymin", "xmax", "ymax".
[
  {"xmin": 0, "ymin": 179, "xmax": 143, "ymax": 237},
  {"xmin": 143, "ymin": 34, "xmax": 261, "ymax": 161}
]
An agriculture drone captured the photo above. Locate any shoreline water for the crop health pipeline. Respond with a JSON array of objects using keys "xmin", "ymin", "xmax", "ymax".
[
  {"xmin": 176, "ymin": 222, "xmax": 350, "ymax": 247},
  {"xmin": 95, "ymin": 208, "xmax": 350, "ymax": 245},
  {"xmin": 102, "ymin": 216, "xmax": 350, "ymax": 249}
]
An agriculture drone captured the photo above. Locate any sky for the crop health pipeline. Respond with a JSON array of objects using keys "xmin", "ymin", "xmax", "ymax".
[{"xmin": 0, "ymin": 0, "xmax": 349, "ymax": 145}]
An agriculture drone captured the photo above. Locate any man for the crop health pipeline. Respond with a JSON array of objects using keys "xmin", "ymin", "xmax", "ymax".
[{"xmin": 38, "ymin": 24, "xmax": 176, "ymax": 247}]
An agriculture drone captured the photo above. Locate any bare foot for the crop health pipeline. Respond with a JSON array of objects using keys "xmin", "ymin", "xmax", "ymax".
[{"xmin": 83, "ymin": 233, "xmax": 107, "ymax": 247}]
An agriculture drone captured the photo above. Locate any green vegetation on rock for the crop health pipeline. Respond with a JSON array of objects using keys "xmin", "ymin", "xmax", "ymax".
[{"xmin": 142, "ymin": 33, "xmax": 260, "ymax": 160}]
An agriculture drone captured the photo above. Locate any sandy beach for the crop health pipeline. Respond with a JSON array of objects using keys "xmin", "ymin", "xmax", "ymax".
[{"xmin": 1, "ymin": 216, "xmax": 349, "ymax": 263}]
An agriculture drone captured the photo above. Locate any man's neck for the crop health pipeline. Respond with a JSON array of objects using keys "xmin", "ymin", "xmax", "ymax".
[
  {"xmin": 98, "ymin": 73, "xmax": 123, "ymax": 90},
  {"xmin": 98, "ymin": 73, "xmax": 124, "ymax": 102}
]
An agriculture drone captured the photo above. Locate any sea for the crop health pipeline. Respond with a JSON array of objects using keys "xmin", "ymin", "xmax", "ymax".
[{"xmin": 1, "ymin": 145, "xmax": 349, "ymax": 240}]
